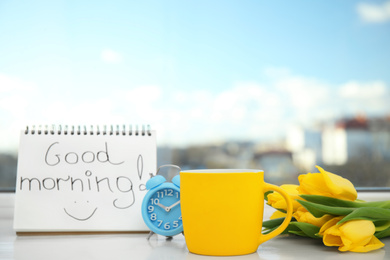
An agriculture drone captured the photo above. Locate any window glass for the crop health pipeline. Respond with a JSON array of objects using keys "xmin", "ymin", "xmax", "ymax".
[{"xmin": 1, "ymin": 1, "xmax": 389, "ymax": 191}]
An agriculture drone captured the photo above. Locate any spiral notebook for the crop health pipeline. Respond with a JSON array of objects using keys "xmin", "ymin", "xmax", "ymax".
[{"xmin": 14, "ymin": 125, "xmax": 156, "ymax": 234}]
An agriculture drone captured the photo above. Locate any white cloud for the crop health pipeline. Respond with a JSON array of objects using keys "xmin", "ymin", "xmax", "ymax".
[
  {"xmin": 275, "ymin": 76, "xmax": 330, "ymax": 110},
  {"xmin": 338, "ymin": 80, "xmax": 389, "ymax": 114},
  {"xmin": 0, "ymin": 74, "xmax": 38, "ymax": 152},
  {"xmin": 263, "ymin": 67, "xmax": 291, "ymax": 79},
  {"xmin": 0, "ymin": 70, "xmax": 389, "ymax": 152},
  {"xmin": 339, "ymin": 80, "xmax": 387, "ymax": 99},
  {"xmin": 42, "ymin": 99, "xmax": 122, "ymax": 126},
  {"xmin": 194, "ymin": 82, "xmax": 287, "ymax": 142},
  {"xmin": 0, "ymin": 74, "xmax": 35, "ymax": 119},
  {"xmin": 357, "ymin": 1, "xmax": 390, "ymax": 23},
  {"xmin": 0, "ymin": 95, "xmax": 29, "ymax": 118},
  {"xmin": 0, "ymin": 73, "xmax": 35, "ymax": 92},
  {"xmin": 123, "ymin": 85, "xmax": 161, "ymax": 104},
  {"xmin": 101, "ymin": 49, "xmax": 123, "ymax": 63},
  {"xmin": 133, "ymin": 75, "xmax": 389, "ymax": 146},
  {"xmin": 119, "ymin": 86, "xmax": 163, "ymax": 122},
  {"xmin": 211, "ymin": 83, "xmax": 268, "ymax": 122}
]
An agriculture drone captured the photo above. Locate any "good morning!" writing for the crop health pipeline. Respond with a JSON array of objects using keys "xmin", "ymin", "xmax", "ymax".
[{"xmin": 18, "ymin": 141, "xmax": 146, "ymax": 209}]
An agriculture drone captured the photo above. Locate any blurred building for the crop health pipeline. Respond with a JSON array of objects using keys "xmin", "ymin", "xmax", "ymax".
[
  {"xmin": 252, "ymin": 150, "xmax": 297, "ymax": 183},
  {"xmin": 369, "ymin": 116, "xmax": 390, "ymax": 161},
  {"xmin": 0, "ymin": 153, "xmax": 17, "ymax": 190},
  {"xmin": 286, "ymin": 125, "xmax": 322, "ymax": 171},
  {"xmin": 287, "ymin": 115, "xmax": 390, "ymax": 167},
  {"xmin": 322, "ymin": 115, "xmax": 390, "ymax": 165},
  {"xmin": 2, "ymin": 115, "xmax": 389, "ymax": 191}
]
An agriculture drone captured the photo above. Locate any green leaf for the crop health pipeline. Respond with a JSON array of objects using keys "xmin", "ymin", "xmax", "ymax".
[
  {"xmin": 299, "ymin": 195, "xmax": 390, "ymax": 209},
  {"xmin": 337, "ymin": 207, "xmax": 390, "ymax": 224},
  {"xmin": 375, "ymin": 221, "xmax": 390, "ymax": 232},
  {"xmin": 264, "ymin": 191, "xmax": 273, "ymax": 202},
  {"xmin": 273, "ymin": 208, "xmax": 287, "ymax": 214},
  {"xmin": 262, "ymin": 224, "xmax": 280, "ymax": 235},
  {"xmin": 263, "ymin": 219, "xmax": 321, "ymax": 239},
  {"xmin": 262, "ymin": 217, "xmax": 286, "ymax": 229},
  {"xmin": 287, "ymin": 222, "xmax": 321, "ymax": 239},
  {"xmin": 297, "ymin": 199, "xmax": 354, "ymax": 218},
  {"xmin": 375, "ymin": 226, "xmax": 390, "ymax": 239}
]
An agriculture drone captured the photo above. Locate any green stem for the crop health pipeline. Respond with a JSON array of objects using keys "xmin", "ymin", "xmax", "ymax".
[{"xmin": 299, "ymin": 195, "xmax": 390, "ymax": 209}]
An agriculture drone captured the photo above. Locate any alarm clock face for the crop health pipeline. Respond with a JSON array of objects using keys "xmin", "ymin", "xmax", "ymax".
[{"xmin": 143, "ymin": 184, "xmax": 183, "ymax": 236}]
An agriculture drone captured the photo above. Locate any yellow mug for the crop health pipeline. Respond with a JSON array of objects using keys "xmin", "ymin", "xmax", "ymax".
[{"xmin": 180, "ymin": 169, "xmax": 293, "ymax": 256}]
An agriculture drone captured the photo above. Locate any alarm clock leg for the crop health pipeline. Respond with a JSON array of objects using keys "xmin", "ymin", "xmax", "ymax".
[{"xmin": 147, "ymin": 231, "xmax": 155, "ymax": 240}]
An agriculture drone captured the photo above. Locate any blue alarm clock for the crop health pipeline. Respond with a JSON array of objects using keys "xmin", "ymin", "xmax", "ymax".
[{"xmin": 141, "ymin": 165, "xmax": 182, "ymax": 239}]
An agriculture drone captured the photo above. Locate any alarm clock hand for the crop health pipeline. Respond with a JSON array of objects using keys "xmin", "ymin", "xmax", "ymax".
[
  {"xmin": 166, "ymin": 200, "xmax": 180, "ymax": 211},
  {"xmin": 156, "ymin": 202, "xmax": 169, "ymax": 211}
]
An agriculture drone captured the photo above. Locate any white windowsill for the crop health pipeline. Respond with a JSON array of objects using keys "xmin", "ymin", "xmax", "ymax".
[{"xmin": 0, "ymin": 192, "xmax": 389, "ymax": 260}]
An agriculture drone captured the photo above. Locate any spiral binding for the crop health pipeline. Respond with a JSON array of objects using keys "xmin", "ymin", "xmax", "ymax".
[{"xmin": 24, "ymin": 125, "xmax": 152, "ymax": 136}]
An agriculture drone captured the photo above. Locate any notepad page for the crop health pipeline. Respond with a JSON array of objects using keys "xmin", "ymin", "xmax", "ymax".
[{"xmin": 14, "ymin": 130, "xmax": 156, "ymax": 232}]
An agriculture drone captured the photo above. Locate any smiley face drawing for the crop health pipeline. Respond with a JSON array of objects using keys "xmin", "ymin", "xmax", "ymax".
[{"xmin": 63, "ymin": 200, "xmax": 98, "ymax": 221}]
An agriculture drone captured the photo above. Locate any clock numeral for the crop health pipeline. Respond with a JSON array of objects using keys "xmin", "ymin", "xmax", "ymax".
[
  {"xmin": 157, "ymin": 189, "xmax": 174, "ymax": 198},
  {"xmin": 173, "ymin": 220, "xmax": 179, "ymax": 228},
  {"xmin": 150, "ymin": 198, "xmax": 159, "ymax": 205},
  {"xmin": 164, "ymin": 222, "xmax": 170, "ymax": 230},
  {"xmin": 157, "ymin": 220, "xmax": 163, "ymax": 227},
  {"xmin": 150, "ymin": 213, "xmax": 157, "ymax": 221},
  {"xmin": 175, "ymin": 191, "xmax": 179, "ymax": 198},
  {"xmin": 179, "ymin": 215, "xmax": 182, "ymax": 220},
  {"xmin": 148, "ymin": 205, "xmax": 154, "ymax": 213},
  {"xmin": 166, "ymin": 189, "xmax": 173, "ymax": 196}
]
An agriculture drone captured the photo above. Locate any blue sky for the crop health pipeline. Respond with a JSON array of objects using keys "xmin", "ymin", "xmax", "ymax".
[{"xmin": 1, "ymin": 0, "xmax": 390, "ymax": 152}]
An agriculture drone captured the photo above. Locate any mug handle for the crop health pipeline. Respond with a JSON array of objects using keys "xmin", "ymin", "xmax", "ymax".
[{"xmin": 258, "ymin": 183, "xmax": 293, "ymax": 244}]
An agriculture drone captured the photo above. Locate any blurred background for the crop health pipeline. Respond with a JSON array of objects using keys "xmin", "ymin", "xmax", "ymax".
[{"xmin": 1, "ymin": 0, "xmax": 390, "ymax": 190}]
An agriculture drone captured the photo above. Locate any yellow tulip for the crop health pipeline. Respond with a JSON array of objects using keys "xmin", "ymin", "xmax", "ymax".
[
  {"xmin": 319, "ymin": 217, "xmax": 385, "ymax": 252},
  {"xmin": 270, "ymin": 210, "xmax": 287, "ymax": 220},
  {"xmin": 298, "ymin": 166, "xmax": 357, "ymax": 201},
  {"xmin": 267, "ymin": 184, "xmax": 301, "ymax": 212},
  {"xmin": 293, "ymin": 207, "xmax": 333, "ymax": 227}
]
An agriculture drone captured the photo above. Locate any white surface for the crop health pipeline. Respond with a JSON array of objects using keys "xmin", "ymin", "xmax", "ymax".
[{"xmin": 1, "ymin": 192, "xmax": 389, "ymax": 260}]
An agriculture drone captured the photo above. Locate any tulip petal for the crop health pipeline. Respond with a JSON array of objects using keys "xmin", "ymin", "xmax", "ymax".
[
  {"xmin": 270, "ymin": 210, "xmax": 287, "ymax": 220},
  {"xmin": 339, "ymin": 220, "xmax": 374, "ymax": 248},
  {"xmin": 319, "ymin": 217, "xmax": 343, "ymax": 236},
  {"xmin": 267, "ymin": 184, "xmax": 301, "ymax": 211},
  {"xmin": 323, "ymin": 225, "xmax": 343, "ymax": 247},
  {"xmin": 320, "ymin": 218, "xmax": 384, "ymax": 252},
  {"xmin": 342, "ymin": 236, "xmax": 385, "ymax": 253},
  {"xmin": 298, "ymin": 166, "xmax": 358, "ymax": 201},
  {"xmin": 298, "ymin": 172, "xmax": 332, "ymax": 197},
  {"xmin": 293, "ymin": 207, "xmax": 333, "ymax": 227},
  {"xmin": 316, "ymin": 166, "xmax": 357, "ymax": 201}
]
